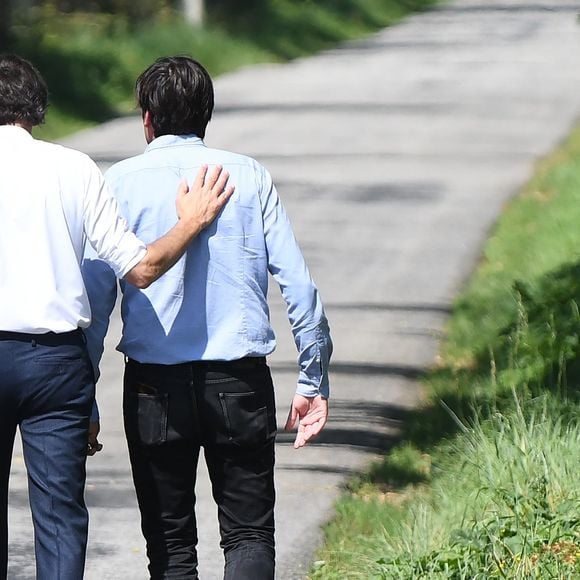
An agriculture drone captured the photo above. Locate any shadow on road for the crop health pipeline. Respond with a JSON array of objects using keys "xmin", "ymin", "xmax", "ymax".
[{"xmin": 277, "ymin": 398, "xmax": 413, "ymax": 453}]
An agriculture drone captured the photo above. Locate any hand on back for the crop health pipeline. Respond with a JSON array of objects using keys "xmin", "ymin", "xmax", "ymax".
[{"xmin": 176, "ymin": 164, "xmax": 235, "ymax": 230}]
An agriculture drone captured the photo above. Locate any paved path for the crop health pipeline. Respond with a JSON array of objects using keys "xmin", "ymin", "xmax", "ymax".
[{"xmin": 8, "ymin": 1, "xmax": 580, "ymax": 578}]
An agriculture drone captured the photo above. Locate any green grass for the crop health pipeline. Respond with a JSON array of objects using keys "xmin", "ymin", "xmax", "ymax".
[
  {"xmin": 12, "ymin": 9, "xmax": 272, "ymax": 138},
  {"xmin": 5, "ymin": 0, "xmax": 439, "ymax": 138},
  {"xmin": 208, "ymin": 0, "xmax": 439, "ymax": 60},
  {"xmin": 312, "ymin": 397, "xmax": 580, "ymax": 579},
  {"xmin": 310, "ymin": 128, "xmax": 580, "ymax": 577},
  {"xmin": 34, "ymin": 108, "xmax": 95, "ymax": 142}
]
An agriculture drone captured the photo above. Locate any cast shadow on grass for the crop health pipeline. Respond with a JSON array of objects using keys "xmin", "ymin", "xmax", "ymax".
[
  {"xmin": 406, "ymin": 259, "xmax": 580, "ymax": 445},
  {"xmin": 346, "ymin": 260, "xmax": 580, "ymax": 491},
  {"xmin": 464, "ymin": 259, "xmax": 580, "ymax": 403}
]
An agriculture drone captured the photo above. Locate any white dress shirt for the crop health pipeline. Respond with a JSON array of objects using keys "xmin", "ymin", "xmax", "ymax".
[{"xmin": 0, "ymin": 125, "xmax": 146, "ymax": 333}]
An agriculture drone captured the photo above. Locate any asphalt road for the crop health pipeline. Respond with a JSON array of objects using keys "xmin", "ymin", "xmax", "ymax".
[{"xmin": 7, "ymin": 1, "xmax": 580, "ymax": 578}]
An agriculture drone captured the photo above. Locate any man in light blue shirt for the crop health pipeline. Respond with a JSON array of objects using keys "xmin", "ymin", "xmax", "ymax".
[{"xmin": 82, "ymin": 56, "xmax": 332, "ymax": 579}]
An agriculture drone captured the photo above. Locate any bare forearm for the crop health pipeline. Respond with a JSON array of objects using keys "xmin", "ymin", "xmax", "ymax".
[
  {"xmin": 123, "ymin": 164, "xmax": 233, "ymax": 289},
  {"xmin": 124, "ymin": 220, "xmax": 200, "ymax": 288}
]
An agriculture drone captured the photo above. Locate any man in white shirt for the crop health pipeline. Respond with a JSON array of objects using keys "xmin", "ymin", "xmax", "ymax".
[{"xmin": 0, "ymin": 53, "xmax": 233, "ymax": 580}]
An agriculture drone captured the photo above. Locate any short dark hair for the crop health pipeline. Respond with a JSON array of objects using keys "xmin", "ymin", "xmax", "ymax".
[
  {"xmin": 0, "ymin": 54, "xmax": 48, "ymax": 126},
  {"xmin": 136, "ymin": 56, "xmax": 214, "ymax": 139}
]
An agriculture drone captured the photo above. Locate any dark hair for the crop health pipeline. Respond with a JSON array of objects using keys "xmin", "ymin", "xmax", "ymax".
[
  {"xmin": 0, "ymin": 54, "xmax": 48, "ymax": 126},
  {"xmin": 136, "ymin": 56, "xmax": 214, "ymax": 139}
]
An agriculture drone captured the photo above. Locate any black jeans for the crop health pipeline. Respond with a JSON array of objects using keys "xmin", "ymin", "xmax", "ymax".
[{"xmin": 123, "ymin": 358, "xmax": 277, "ymax": 580}]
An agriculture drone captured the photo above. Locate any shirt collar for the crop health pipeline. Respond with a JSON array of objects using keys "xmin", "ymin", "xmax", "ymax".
[
  {"xmin": 0, "ymin": 125, "xmax": 34, "ymax": 141},
  {"xmin": 145, "ymin": 134, "xmax": 204, "ymax": 153}
]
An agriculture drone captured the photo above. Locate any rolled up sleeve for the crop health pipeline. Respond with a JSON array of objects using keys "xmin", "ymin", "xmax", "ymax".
[{"xmin": 83, "ymin": 161, "xmax": 146, "ymax": 278}]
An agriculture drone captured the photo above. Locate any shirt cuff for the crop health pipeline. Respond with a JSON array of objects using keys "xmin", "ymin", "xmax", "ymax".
[
  {"xmin": 296, "ymin": 326, "xmax": 332, "ymax": 398},
  {"xmin": 117, "ymin": 245, "xmax": 147, "ymax": 279}
]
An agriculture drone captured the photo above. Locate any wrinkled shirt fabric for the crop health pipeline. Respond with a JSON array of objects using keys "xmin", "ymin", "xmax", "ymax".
[
  {"xmin": 82, "ymin": 134, "xmax": 331, "ymax": 398},
  {"xmin": 0, "ymin": 125, "xmax": 146, "ymax": 333}
]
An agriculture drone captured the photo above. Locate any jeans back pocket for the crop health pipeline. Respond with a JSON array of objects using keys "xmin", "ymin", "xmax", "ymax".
[
  {"xmin": 124, "ymin": 391, "xmax": 169, "ymax": 446},
  {"xmin": 218, "ymin": 391, "xmax": 276, "ymax": 448}
]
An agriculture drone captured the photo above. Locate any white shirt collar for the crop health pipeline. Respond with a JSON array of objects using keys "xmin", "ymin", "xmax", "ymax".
[{"xmin": 0, "ymin": 124, "xmax": 34, "ymax": 141}]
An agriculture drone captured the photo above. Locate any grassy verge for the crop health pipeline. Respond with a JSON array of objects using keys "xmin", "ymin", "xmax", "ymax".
[
  {"xmin": 5, "ymin": 0, "xmax": 439, "ymax": 139},
  {"xmin": 310, "ymin": 129, "xmax": 580, "ymax": 577}
]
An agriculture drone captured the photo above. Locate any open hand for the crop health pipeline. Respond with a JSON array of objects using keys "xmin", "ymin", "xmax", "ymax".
[
  {"xmin": 176, "ymin": 164, "xmax": 235, "ymax": 230},
  {"xmin": 285, "ymin": 394, "xmax": 328, "ymax": 449}
]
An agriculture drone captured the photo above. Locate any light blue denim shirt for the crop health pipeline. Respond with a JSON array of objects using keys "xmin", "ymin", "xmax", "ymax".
[{"xmin": 82, "ymin": 134, "xmax": 332, "ymax": 399}]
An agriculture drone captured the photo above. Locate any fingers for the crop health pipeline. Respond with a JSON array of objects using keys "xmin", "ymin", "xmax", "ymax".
[
  {"xmin": 187, "ymin": 164, "xmax": 234, "ymax": 206},
  {"xmin": 298, "ymin": 411, "xmax": 325, "ymax": 426},
  {"xmin": 194, "ymin": 164, "xmax": 231, "ymax": 198},
  {"xmin": 87, "ymin": 420, "xmax": 103, "ymax": 456},
  {"xmin": 192, "ymin": 164, "xmax": 209, "ymax": 191},
  {"xmin": 223, "ymin": 185, "xmax": 235, "ymax": 200},
  {"xmin": 284, "ymin": 405, "xmax": 298, "ymax": 431},
  {"xmin": 306, "ymin": 418, "xmax": 326, "ymax": 439},
  {"xmin": 214, "ymin": 185, "xmax": 235, "ymax": 212},
  {"xmin": 288, "ymin": 405, "xmax": 306, "ymax": 448},
  {"xmin": 294, "ymin": 430, "xmax": 306, "ymax": 449},
  {"xmin": 174, "ymin": 181, "xmax": 189, "ymax": 220},
  {"xmin": 87, "ymin": 440, "xmax": 103, "ymax": 456},
  {"xmin": 287, "ymin": 395, "xmax": 328, "ymax": 449},
  {"xmin": 177, "ymin": 178, "xmax": 189, "ymax": 198},
  {"xmin": 294, "ymin": 420, "xmax": 313, "ymax": 448},
  {"xmin": 294, "ymin": 418, "xmax": 325, "ymax": 448},
  {"xmin": 207, "ymin": 164, "xmax": 222, "ymax": 187},
  {"xmin": 210, "ymin": 167, "xmax": 230, "ymax": 196}
]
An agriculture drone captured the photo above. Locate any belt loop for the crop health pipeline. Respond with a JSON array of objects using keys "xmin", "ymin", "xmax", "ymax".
[{"xmin": 31, "ymin": 339, "xmax": 37, "ymax": 348}]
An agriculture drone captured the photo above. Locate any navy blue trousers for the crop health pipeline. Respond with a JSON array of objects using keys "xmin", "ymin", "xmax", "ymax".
[
  {"xmin": 0, "ymin": 330, "xmax": 94, "ymax": 580},
  {"xmin": 124, "ymin": 357, "xmax": 277, "ymax": 580}
]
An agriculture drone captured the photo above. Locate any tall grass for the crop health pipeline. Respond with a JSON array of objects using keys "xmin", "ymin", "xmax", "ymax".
[
  {"xmin": 375, "ymin": 397, "xmax": 580, "ymax": 579},
  {"xmin": 313, "ymin": 396, "xmax": 580, "ymax": 578}
]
